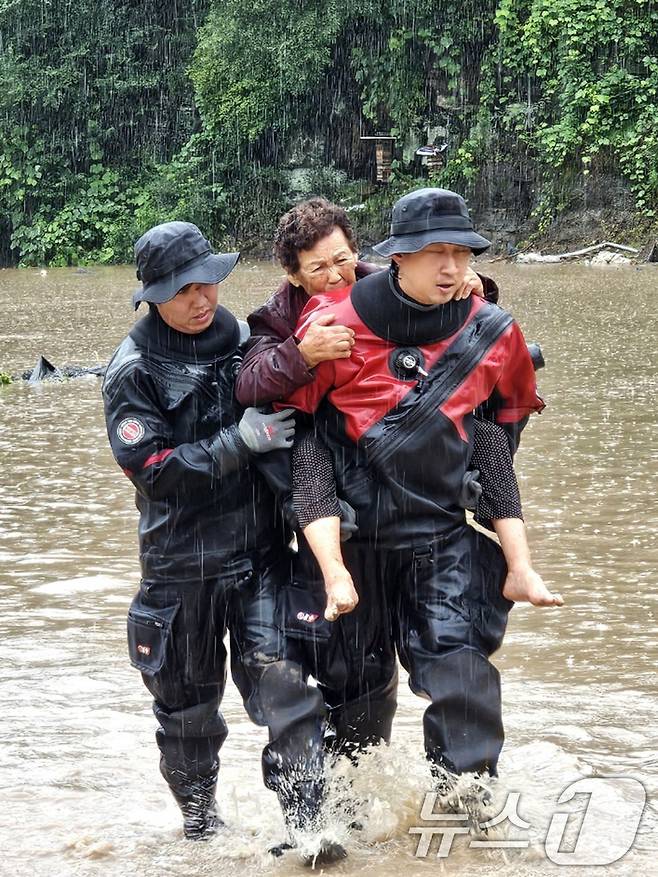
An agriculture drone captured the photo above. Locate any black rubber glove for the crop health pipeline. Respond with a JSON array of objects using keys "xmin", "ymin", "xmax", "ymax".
[
  {"xmin": 338, "ymin": 499, "xmax": 358, "ymax": 542},
  {"xmin": 238, "ymin": 407, "xmax": 295, "ymax": 453},
  {"xmin": 458, "ymin": 469, "xmax": 483, "ymax": 511}
]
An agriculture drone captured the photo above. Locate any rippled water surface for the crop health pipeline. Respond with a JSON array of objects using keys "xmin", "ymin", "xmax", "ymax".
[{"xmin": 0, "ymin": 261, "xmax": 656, "ymax": 876}]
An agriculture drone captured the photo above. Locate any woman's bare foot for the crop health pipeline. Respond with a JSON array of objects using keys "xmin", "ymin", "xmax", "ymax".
[
  {"xmin": 324, "ymin": 564, "xmax": 359, "ymax": 621},
  {"xmin": 503, "ymin": 566, "xmax": 564, "ymax": 606}
]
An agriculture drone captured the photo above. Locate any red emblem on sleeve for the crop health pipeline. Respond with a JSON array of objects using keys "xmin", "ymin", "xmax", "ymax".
[{"xmin": 117, "ymin": 418, "xmax": 145, "ymax": 445}]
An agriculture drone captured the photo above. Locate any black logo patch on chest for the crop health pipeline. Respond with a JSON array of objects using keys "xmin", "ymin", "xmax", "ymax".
[{"xmin": 388, "ymin": 347, "xmax": 428, "ymax": 382}]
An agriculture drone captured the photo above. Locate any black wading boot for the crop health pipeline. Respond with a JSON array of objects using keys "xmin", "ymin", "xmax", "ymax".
[
  {"xmin": 271, "ymin": 778, "xmax": 347, "ymax": 866},
  {"xmin": 170, "ymin": 774, "xmax": 223, "ymax": 841}
]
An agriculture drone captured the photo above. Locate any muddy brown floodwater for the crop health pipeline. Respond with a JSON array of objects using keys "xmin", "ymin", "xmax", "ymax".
[{"xmin": 0, "ymin": 260, "xmax": 656, "ymax": 876}]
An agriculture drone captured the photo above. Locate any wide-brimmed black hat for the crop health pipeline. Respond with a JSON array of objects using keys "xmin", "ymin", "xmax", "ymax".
[
  {"xmin": 373, "ymin": 188, "xmax": 491, "ymax": 257},
  {"xmin": 132, "ymin": 221, "xmax": 240, "ymax": 310}
]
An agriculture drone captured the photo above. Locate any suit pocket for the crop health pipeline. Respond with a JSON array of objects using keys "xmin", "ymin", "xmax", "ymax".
[
  {"xmin": 276, "ymin": 581, "xmax": 332, "ymax": 642},
  {"xmin": 127, "ymin": 596, "xmax": 180, "ymax": 676}
]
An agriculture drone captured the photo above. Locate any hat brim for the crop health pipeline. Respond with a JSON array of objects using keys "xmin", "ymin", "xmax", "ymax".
[
  {"xmin": 372, "ymin": 229, "xmax": 491, "ymax": 257},
  {"xmin": 132, "ymin": 252, "xmax": 240, "ymax": 309}
]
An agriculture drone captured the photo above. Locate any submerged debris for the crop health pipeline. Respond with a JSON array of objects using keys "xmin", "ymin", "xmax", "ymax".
[
  {"xmin": 14, "ymin": 355, "xmax": 107, "ymax": 383},
  {"xmin": 588, "ymin": 250, "xmax": 633, "ymax": 266},
  {"xmin": 515, "ymin": 241, "xmax": 639, "ymax": 264}
]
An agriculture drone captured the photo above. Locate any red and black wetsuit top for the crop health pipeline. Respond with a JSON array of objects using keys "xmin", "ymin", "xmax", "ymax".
[{"xmin": 284, "ymin": 269, "xmax": 544, "ymax": 548}]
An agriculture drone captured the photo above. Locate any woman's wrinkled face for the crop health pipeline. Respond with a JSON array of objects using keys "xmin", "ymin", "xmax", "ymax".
[
  {"xmin": 288, "ymin": 227, "xmax": 358, "ymax": 296},
  {"xmin": 156, "ymin": 282, "xmax": 219, "ymax": 334}
]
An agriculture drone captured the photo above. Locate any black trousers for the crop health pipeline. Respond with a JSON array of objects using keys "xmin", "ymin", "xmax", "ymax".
[
  {"xmin": 285, "ymin": 525, "xmax": 512, "ymax": 776},
  {"xmin": 127, "ymin": 546, "xmax": 327, "ymax": 803},
  {"xmin": 283, "ymin": 540, "xmax": 399, "ymax": 755}
]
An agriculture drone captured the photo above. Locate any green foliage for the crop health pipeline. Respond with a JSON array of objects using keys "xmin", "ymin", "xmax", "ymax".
[
  {"xmin": 0, "ymin": 0, "xmax": 210, "ymax": 265},
  {"xmin": 351, "ymin": 2, "xmax": 496, "ymax": 138},
  {"xmin": 132, "ymin": 134, "xmax": 229, "ymax": 242},
  {"xmin": 351, "ymin": 30, "xmax": 428, "ymax": 137},
  {"xmin": 0, "ymin": 372, "xmax": 13, "ymax": 385},
  {"xmin": 2, "ymin": 0, "xmax": 658, "ymax": 265},
  {"xmin": 492, "ymin": 0, "xmax": 658, "ymax": 214},
  {"xmin": 347, "ymin": 172, "xmax": 427, "ymax": 242},
  {"xmin": 0, "ymin": 0, "xmax": 207, "ymax": 167},
  {"xmin": 192, "ymin": 0, "xmax": 345, "ymax": 144},
  {"xmin": 10, "ymin": 164, "xmax": 131, "ymax": 266},
  {"xmin": 190, "ymin": 1, "xmax": 501, "ymax": 242}
]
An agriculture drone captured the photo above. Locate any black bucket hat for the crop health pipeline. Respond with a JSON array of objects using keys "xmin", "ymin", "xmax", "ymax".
[
  {"xmin": 132, "ymin": 221, "xmax": 240, "ymax": 310},
  {"xmin": 373, "ymin": 188, "xmax": 491, "ymax": 257}
]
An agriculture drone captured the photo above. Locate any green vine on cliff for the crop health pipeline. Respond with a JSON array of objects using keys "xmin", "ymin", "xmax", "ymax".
[
  {"xmin": 493, "ymin": 0, "xmax": 658, "ymax": 215},
  {"xmin": 2, "ymin": 0, "xmax": 658, "ymax": 265}
]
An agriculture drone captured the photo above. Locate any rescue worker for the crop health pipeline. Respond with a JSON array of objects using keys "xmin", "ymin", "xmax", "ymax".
[
  {"xmin": 280, "ymin": 188, "xmax": 559, "ymax": 789},
  {"xmin": 235, "ymin": 199, "xmax": 496, "ymax": 757},
  {"xmin": 101, "ymin": 222, "xmax": 340, "ymax": 864}
]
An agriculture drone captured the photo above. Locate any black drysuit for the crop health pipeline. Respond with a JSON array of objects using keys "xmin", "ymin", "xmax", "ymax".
[{"xmin": 102, "ymin": 306, "xmax": 326, "ymax": 817}]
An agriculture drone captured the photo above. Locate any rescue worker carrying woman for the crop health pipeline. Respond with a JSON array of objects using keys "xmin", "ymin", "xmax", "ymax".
[
  {"xmin": 236, "ymin": 197, "xmax": 499, "ymax": 757},
  {"xmin": 280, "ymin": 188, "xmax": 563, "ymax": 792}
]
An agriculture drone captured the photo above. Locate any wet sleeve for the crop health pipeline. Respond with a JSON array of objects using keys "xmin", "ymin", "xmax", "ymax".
[
  {"xmin": 279, "ymin": 359, "xmax": 335, "ymax": 414},
  {"xmin": 493, "ymin": 322, "xmax": 545, "ymax": 454},
  {"xmin": 103, "ymin": 367, "xmax": 250, "ymax": 502},
  {"xmin": 478, "ymin": 273, "xmax": 499, "ymax": 305},
  {"xmin": 234, "ymin": 304, "xmax": 315, "ymax": 407},
  {"xmin": 272, "ymin": 302, "xmax": 340, "ymax": 413},
  {"xmin": 292, "ymin": 432, "xmax": 341, "ymax": 529},
  {"xmin": 471, "ymin": 418, "xmax": 523, "ymax": 529}
]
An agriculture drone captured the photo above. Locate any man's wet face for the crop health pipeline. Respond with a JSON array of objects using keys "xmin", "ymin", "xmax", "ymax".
[
  {"xmin": 288, "ymin": 227, "xmax": 358, "ymax": 296},
  {"xmin": 393, "ymin": 243, "xmax": 472, "ymax": 305},
  {"xmin": 156, "ymin": 282, "xmax": 219, "ymax": 334}
]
